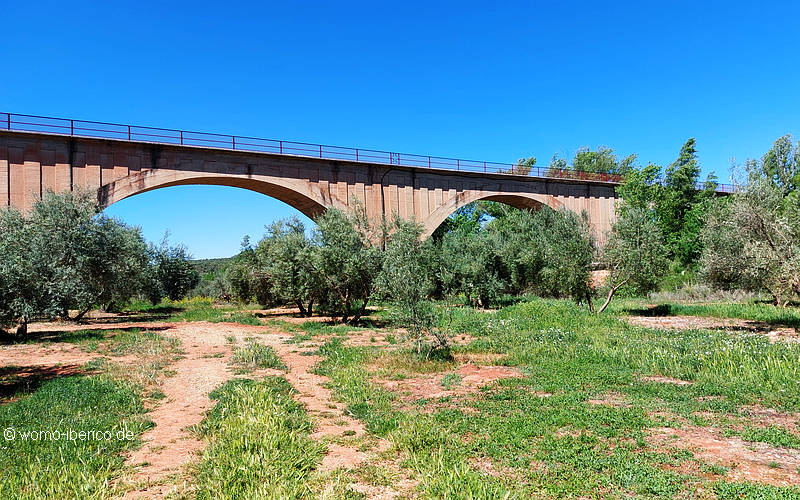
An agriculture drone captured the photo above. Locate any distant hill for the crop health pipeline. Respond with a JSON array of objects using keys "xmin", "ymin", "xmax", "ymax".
[{"xmin": 192, "ymin": 257, "xmax": 234, "ymax": 279}]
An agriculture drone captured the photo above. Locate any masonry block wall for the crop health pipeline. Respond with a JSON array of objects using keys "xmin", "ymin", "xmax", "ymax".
[{"xmin": 0, "ymin": 131, "xmax": 618, "ymax": 242}]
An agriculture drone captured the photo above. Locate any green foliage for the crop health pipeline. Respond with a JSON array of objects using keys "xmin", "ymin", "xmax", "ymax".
[
  {"xmin": 379, "ymin": 217, "xmax": 447, "ymax": 355},
  {"xmin": 616, "ymin": 139, "xmax": 717, "ymax": 270},
  {"xmin": 191, "ymin": 257, "xmax": 233, "ymax": 300},
  {"xmin": 701, "ymin": 150, "xmax": 800, "ymax": 305},
  {"xmin": 434, "ymin": 204, "xmax": 595, "ymax": 307},
  {"xmin": 146, "ymin": 235, "xmax": 200, "ymax": 302},
  {"xmin": 312, "ymin": 203, "xmax": 383, "ymax": 324},
  {"xmin": 616, "ymin": 162, "xmax": 663, "ymax": 214},
  {"xmin": 0, "ymin": 191, "xmax": 156, "ymax": 329},
  {"xmin": 256, "ymin": 217, "xmax": 319, "ymax": 314},
  {"xmin": 757, "ymin": 134, "xmax": 800, "ymax": 196},
  {"xmin": 599, "ymin": 207, "xmax": 668, "ymax": 312},
  {"xmin": 438, "ymin": 225, "xmax": 506, "ymax": 307},
  {"xmin": 507, "ymin": 155, "xmax": 536, "ymax": 175},
  {"xmin": 495, "ymin": 206, "xmax": 595, "ymax": 301},
  {"xmin": 572, "ymin": 146, "xmax": 636, "ymax": 175},
  {"xmin": 657, "ymin": 139, "xmax": 717, "ymax": 266}
]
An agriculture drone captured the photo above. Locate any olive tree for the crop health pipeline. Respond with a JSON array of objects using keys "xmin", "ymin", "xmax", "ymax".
[
  {"xmin": 145, "ymin": 236, "xmax": 200, "ymax": 302},
  {"xmin": 313, "ymin": 204, "xmax": 383, "ymax": 324},
  {"xmin": 492, "ymin": 206, "xmax": 595, "ymax": 304},
  {"xmin": 438, "ymin": 228, "xmax": 505, "ymax": 307},
  {"xmin": 597, "ymin": 206, "xmax": 668, "ymax": 313},
  {"xmin": 378, "ymin": 217, "xmax": 447, "ymax": 356},
  {"xmin": 701, "ymin": 146, "xmax": 800, "ymax": 306},
  {"xmin": 0, "ymin": 208, "xmax": 38, "ymax": 333},
  {"xmin": 252, "ymin": 217, "xmax": 319, "ymax": 315},
  {"xmin": 1, "ymin": 191, "xmax": 156, "ymax": 332}
]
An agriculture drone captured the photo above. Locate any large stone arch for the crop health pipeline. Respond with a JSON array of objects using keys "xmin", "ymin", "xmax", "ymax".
[
  {"xmin": 98, "ymin": 169, "xmax": 333, "ymax": 220},
  {"xmin": 421, "ymin": 190, "xmax": 566, "ymax": 239}
]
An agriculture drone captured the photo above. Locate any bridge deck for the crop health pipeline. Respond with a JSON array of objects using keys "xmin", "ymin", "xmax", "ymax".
[{"xmin": 0, "ymin": 112, "xmax": 733, "ymax": 193}]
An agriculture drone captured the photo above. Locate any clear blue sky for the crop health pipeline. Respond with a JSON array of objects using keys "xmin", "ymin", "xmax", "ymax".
[{"xmin": 3, "ymin": 1, "xmax": 799, "ymax": 258}]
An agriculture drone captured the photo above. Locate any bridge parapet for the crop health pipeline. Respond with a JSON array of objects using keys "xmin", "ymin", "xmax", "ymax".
[{"xmin": 0, "ymin": 114, "xmax": 636, "ymax": 243}]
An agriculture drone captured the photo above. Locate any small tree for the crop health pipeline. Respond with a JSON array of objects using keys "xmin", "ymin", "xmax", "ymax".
[
  {"xmin": 379, "ymin": 217, "xmax": 448, "ymax": 357},
  {"xmin": 313, "ymin": 204, "xmax": 383, "ymax": 324},
  {"xmin": 147, "ymin": 236, "xmax": 200, "ymax": 302},
  {"xmin": 597, "ymin": 207, "xmax": 668, "ymax": 313},
  {"xmin": 253, "ymin": 217, "xmax": 319, "ymax": 315}
]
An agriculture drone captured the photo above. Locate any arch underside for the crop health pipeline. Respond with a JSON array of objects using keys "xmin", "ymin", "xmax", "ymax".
[
  {"xmin": 421, "ymin": 191, "xmax": 564, "ymax": 239},
  {"xmin": 99, "ymin": 171, "xmax": 329, "ymax": 221}
]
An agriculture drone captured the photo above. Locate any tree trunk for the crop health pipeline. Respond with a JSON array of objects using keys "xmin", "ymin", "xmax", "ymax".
[
  {"xmin": 296, "ymin": 300, "xmax": 307, "ymax": 317},
  {"xmin": 305, "ymin": 300, "xmax": 314, "ymax": 317},
  {"xmin": 586, "ymin": 290, "xmax": 594, "ymax": 313},
  {"xmin": 16, "ymin": 317, "xmax": 27, "ymax": 336},
  {"xmin": 73, "ymin": 306, "xmax": 92, "ymax": 321},
  {"xmin": 348, "ymin": 297, "xmax": 369, "ymax": 326},
  {"xmin": 597, "ymin": 279, "xmax": 629, "ymax": 315}
]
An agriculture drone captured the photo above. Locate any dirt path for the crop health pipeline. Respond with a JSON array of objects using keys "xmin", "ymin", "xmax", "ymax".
[
  {"xmin": 122, "ymin": 323, "xmax": 236, "ymax": 498},
  {"xmin": 3, "ymin": 317, "xmax": 396, "ymax": 496},
  {"xmin": 251, "ymin": 330, "xmax": 376, "ymax": 471},
  {"xmin": 119, "ymin": 321, "xmax": 383, "ymax": 497}
]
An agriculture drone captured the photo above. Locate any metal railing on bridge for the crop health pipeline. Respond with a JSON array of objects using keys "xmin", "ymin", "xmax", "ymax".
[{"xmin": 0, "ymin": 112, "xmax": 736, "ymax": 193}]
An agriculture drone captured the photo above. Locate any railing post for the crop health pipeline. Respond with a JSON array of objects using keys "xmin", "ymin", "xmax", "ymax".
[
  {"xmin": 319, "ymin": 144, "xmax": 322, "ymax": 158},
  {"xmin": 428, "ymin": 157, "xmax": 431, "ymax": 168},
  {"xmin": 456, "ymin": 159, "xmax": 460, "ymax": 171},
  {"xmin": 180, "ymin": 131, "xmax": 183, "ymax": 145},
  {"xmin": 6, "ymin": 114, "xmax": 10, "ymax": 130},
  {"xmin": 483, "ymin": 161, "xmax": 486, "ymax": 173},
  {"xmin": 232, "ymin": 136, "xmax": 236, "ymax": 149},
  {"xmin": 127, "ymin": 125, "xmax": 131, "ymax": 140},
  {"xmin": 279, "ymin": 141, "xmax": 283, "ymax": 154},
  {"xmin": 356, "ymin": 149, "xmax": 359, "ymax": 162},
  {"xmin": 70, "ymin": 119, "xmax": 74, "ymax": 135}
]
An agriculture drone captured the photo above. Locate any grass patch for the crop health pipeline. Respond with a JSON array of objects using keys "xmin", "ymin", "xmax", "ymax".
[
  {"xmin": 193, "ymin": 377, "xmax": 324, "ymax": 498},
  {"xmin": 314, "ymin": 298, "xmax": 800, "ymax": 497},
  {"xmin": 231, "ymin": 341, "xmax": 287, "ymax": 371},
  {"xmin": 440, "ymin": 373, "xmax": 462, "ymax": 389},
  {"xmin": 0, "ymin": 376, "xmax": 152, "ymax": 499},
  {"xmin": 732, "ymin": 425, "xmax": 800, "ymax": 449}
]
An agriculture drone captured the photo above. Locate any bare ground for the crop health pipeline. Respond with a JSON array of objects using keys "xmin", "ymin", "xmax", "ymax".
[
  {"xmin": 649, "ymin": 426, "xmax": 800, "ymax": 487},
  {"xmin": 625, "ymin": 315, "xmax": 799, "ymax": 343},
  {"xmin": 376, "ymin": 364, "xmax": 523, "ymax": 410}
]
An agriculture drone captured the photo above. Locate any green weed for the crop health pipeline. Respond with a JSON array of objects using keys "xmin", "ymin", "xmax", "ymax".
[
  {"xmin": 193, "ymin": 377, "xmax": 324, "ymax": 498},
  {"xmin": 231, "ymin": 341, "xmax": 287, "ymax": 371},
  {"xmin": 0, "ymin": 376, "xmax": 152, "ymax": 499}
]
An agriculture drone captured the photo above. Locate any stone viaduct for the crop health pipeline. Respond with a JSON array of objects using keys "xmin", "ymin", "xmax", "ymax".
[{"xmin": 0, "ymin": 124, "xmax": 619, "ymax": 241}]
